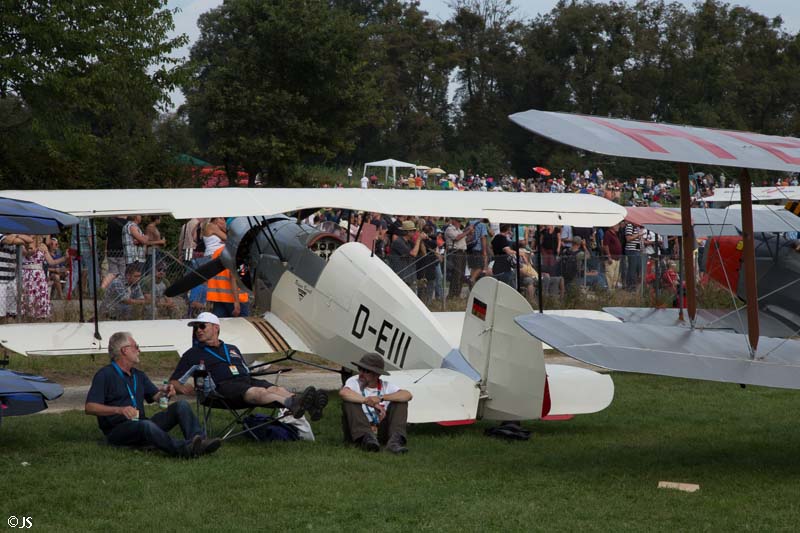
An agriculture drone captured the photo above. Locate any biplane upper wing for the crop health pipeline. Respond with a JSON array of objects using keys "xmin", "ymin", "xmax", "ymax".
[
  {"xmin": 623, "ymin": 206, "xmax": 800, "ymax": 236},
  {"xmin": 509, "ymin": 109, "xmax": 800, "ymax": 172},
  {"xmin": 1, "ymin": 188, "xmax": 626, "ymax": 227},
  {"xmin": 705, "ymin": 186, "xmax": 800, "ymax": 203},
  {"xmin": 515, "ymin": 314, "xmax": 800, "ymax": 389}
]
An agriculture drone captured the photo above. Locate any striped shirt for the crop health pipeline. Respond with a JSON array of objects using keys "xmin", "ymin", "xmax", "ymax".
[
  {"xmin": 0, "ymin": 238, "xmax": 17, "ymax": 282},
  {"xmin": 624, "ymin": 223, "xmax": 642, "ymax": 253}
]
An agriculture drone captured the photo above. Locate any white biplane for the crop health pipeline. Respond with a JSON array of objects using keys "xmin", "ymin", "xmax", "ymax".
[
  {"xmin": 509, "ymin": 109, "xmax": 800, "ymax": 389},
  {"xmin": 0, "ymin": 187, "xmax": 624, "ymax": 424}
]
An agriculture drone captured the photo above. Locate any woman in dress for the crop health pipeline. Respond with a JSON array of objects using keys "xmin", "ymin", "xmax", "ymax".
[{"xmin": 22, "ymin": 235, "xmax": 66, "ymax": 319}]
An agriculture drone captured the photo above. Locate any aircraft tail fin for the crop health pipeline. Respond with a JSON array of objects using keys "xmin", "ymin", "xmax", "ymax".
[{"xmin": 459, "ymin": 277, "xmax": 546, "ymax": 421}]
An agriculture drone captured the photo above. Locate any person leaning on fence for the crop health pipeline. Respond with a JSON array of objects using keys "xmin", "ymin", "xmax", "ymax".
[
  {"xmin": 339, "ymin": 353, "xmax": 412, "ymax": 454},
  {"xmin": 169, "ymin": 312, "xmax": 328, "ymax": 421},
  {"xmin": 100, "ymin": 264, "xmax": 145, "ymax": 320},
  {"xmin": 85, "ymin": 331, "xmax": 221, "ymax": 458}
]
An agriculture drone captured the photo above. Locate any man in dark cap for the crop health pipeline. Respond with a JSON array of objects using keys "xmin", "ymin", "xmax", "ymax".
[{"xmin": 339, "ymin": 353, "xmax": 412, "ymax": 453}]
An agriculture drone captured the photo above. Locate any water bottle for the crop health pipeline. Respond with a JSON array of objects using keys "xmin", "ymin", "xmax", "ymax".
[
  {"xmin": 196, "ymin": 359, "xmax": 206, "ymax": 393},
  {"xmin": 159, "ymin": 380, "xmax": 169, "ymax": 409}
]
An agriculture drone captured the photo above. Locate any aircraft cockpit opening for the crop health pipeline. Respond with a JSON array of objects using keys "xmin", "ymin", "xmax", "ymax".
[{"xmin": 306, "ymin": 234, "xmax": 345, "ymax": 261}]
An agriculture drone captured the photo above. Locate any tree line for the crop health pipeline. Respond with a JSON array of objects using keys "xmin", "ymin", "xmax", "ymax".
[{"xmin": 2, "ymin": 0, "xmax": 799, "ymax": 190}]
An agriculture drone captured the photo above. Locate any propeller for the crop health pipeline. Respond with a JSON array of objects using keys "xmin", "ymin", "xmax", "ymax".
[{"xmin": 164, "ymin": 258, "xmax": 225, "ymax": 297}]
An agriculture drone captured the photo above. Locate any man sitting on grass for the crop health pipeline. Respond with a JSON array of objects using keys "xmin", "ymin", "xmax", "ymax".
[
  {"xmin": 339, "ymin": 352, "xmax": 412, "ymax": 454},
  {"xmin": 169, "ymin": 312, "xmax": 328, "ymax": 421},
  {"xmin": 85, "ymin": 331, "xmax": 221, "ymax": 458}
]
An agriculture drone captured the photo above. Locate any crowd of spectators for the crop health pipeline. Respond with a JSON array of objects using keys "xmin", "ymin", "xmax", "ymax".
[
  {"xmin": 306, "ymin": 209, "xmax": 690, "ymax": 306},
  {"xmin": 350, "ymin": 166, "xmax": 752, "ymax": 209}
]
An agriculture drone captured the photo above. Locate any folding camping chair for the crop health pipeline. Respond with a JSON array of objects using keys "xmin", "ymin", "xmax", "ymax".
[{"xmin": 191, "ymin": 362, "xmax": 292, "ymax": 441}]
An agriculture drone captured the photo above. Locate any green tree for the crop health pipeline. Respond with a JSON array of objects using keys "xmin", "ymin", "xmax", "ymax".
[
  {"xmin": 445, "ymin": 0, "xmax": 524, "ymax": 160},
  {"xmin": 183, "ymin": 0, "xmax": 381, "ymax": 186},
  {"xmin": 348, "ymin": 1, "xmax": 454, "ymax": 164},
  {"xmin": 0, "ymin": 0, "xmax": 187, "ymax": 188}
]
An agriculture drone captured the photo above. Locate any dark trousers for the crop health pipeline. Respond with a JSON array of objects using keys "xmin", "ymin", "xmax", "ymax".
[
  {"xmin": 343, "ymin": 401, "xmax": 408, "ymax": 444},
  {"xmin": 106, "ymin": 400, "xmax": 202, "ymax": 457},
  {"xmin": 212, "ymin": 301, "xmax": 250, "ymax": 318},
  {"xmin": 625, "ymin": 253, "xmax": 642, "ymax": 288},
  {"xmin": 447, "ymin": 251, "xmax": 466, "ymax": 298}
]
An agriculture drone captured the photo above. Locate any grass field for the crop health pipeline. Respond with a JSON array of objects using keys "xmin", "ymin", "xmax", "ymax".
[{"xmin": 2, "ymin": 373, "xmax": 799, "ymax": 531}]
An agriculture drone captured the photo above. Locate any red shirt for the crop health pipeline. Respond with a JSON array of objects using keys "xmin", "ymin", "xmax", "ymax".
[{"xmin": 603, "ymin": 229, "xmax": 622, "ymax": 257}]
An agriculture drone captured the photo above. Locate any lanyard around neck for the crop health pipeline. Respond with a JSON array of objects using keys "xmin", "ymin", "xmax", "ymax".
[
  {"xmin": 111, "ymin": 361, "xmax": 137, "ymax": 408},
  {"xmin": 203, "ymin": 342, "xmax": 230, "ymax": 364}
]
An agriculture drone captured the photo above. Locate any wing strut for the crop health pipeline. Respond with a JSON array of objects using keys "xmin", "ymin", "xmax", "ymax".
[
  {"xmin": 739, "ymin": 169, "xmax": 759, "ymax": 355},
  {"xmin": 678, "ymin": 163, "xmax": 697, "ymax": 324},
  {"xmin": 89, "ymin": 218, "xmax": 101, "ymax": 340}
]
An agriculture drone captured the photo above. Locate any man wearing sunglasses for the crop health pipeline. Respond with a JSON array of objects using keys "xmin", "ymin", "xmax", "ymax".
[
  {"xmin": 85, "ymin": 331, "xmax": 221, "ymax": 458},
  {"xmin": 169, "ymin": 312, "xmax": 327, "ymax": 420}
]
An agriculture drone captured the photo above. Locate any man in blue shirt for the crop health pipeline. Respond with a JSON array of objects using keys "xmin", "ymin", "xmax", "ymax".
[
  {"xmin": 169, "ymin": 313, "xmax": 327, "ymax": 421},
  {"xmin": 85, "ymin": 331, "xmax": 221, "ymax": 458},
  {"xmin": 467, "ymin": 218, "xmax": 490, "ymax": 287}
]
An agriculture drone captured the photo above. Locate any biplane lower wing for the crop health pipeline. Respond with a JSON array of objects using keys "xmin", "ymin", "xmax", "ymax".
[
  {"xmin": 515, "ymin": 314, "xmax": 800, "ymax": 389},
  {"xmin": 386, "ymin": 368, "xmax": 480, "ymax": 424},
  {"xmin": 603, "ymin": 307, "xmax": 798, "ymax": 339}
]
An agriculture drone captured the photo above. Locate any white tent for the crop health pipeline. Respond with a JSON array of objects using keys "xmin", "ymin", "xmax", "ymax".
[{"xmin": 363, "ymin": 158, "xmax": 418, "ymax": 185}]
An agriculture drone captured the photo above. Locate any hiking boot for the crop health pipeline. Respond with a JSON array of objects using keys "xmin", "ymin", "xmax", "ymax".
[
  {"xmin": 386, "ymin": 433, "xmax": 408, "ymax": 454},
  {"xmin": 187, "ymin": 434, "xmax": 203, "ymax": 458},
  {"xmin": 308, "ymin": 389, "xmax": 328, "ymax": 422},
  {"xmin": 360, "ymin": 433, "xmax": 380, "ymax": 452},
  {"xmin": 195, "ymin": 437, "xmax": 222, "ymax": 456},
  {"xmin": 288, "ymin": 386, "xmax": 317, "ymax": 419}
]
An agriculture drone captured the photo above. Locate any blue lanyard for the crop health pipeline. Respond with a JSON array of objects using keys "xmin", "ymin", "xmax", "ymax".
[
  {"xmin": 203, "ymin": 343, "xmax": 230, "ymax": 364},
  {"xmin": 111, "ymin": 361, "xmax": 137, "ymax": 408},
  {"xmin": 360, "ymin": 380, "xmax": 383, "ymax": 425}
]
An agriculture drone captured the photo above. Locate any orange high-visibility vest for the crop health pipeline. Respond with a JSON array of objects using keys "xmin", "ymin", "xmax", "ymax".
[{"xmin": 206, "ymin": 248, "xmax": 248, "ymax": 303}]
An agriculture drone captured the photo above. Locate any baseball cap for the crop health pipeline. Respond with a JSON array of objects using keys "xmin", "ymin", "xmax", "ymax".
[{"xmin": 187, "ymin": 312, "xmax": 220, "ymax": 327}]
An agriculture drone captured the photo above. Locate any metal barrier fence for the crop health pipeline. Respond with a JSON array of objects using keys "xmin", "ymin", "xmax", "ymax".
[{"xmin": 0, "ymin": 239, "xmax": 695, "ymax": 324}]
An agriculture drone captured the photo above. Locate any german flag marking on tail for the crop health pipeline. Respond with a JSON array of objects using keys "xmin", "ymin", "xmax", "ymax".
[
  {"xmin": 471, "ymin": 298, "xmax": 487, "ymax": 321},
  {"xmin": 786, "ymin": 201, "xmax": 800, "ymax": 216}
]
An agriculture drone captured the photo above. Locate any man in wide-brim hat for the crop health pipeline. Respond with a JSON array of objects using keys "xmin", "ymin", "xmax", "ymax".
[{"xmin": 339, "ymin": 352, "xmax": 413, "ymax": 453}]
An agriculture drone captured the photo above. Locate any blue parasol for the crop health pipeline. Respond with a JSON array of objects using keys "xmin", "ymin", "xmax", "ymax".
[
  {"xmin": 0, "ymin": 197, "xmax": 79, "ymax": 234},
  {"xmin": 0, "ymin": 369, "xmax": 64, "ymax": 421}
]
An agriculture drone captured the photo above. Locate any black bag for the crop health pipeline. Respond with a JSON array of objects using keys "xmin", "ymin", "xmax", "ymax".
[{"xmin": 242, "ymin": 414, "xmax": 299, "ymax": 442}]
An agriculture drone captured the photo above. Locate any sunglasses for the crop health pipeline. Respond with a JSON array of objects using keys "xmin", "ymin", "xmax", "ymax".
[{"xmin": 193, "ymin": 323, "xmax": 211, "ymax": 330}]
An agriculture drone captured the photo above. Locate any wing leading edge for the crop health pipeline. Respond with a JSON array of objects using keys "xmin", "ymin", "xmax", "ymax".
[{"xmin": 514, "ymin": 314, "xmax": 800, "ymax": 390}]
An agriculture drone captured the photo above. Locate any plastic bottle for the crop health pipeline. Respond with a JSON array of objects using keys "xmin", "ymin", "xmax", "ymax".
[
  {"xmin": 196, "ymin": 359, "xmax": 206, "ymax": 393},
  {"xmin": 159, "ymin": 380, "xmax": 169, "ymax": 409}
]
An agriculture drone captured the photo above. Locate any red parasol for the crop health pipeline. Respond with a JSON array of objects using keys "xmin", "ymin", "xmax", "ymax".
[{"xmin": 533, "ymin": 166, "xmax": 551, "ymax": 176}]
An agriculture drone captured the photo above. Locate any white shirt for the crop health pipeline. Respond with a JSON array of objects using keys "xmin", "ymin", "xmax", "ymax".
[
  {"xmin": 360, "ymin": 176, "xmax": 369, "ymax": 189},
  {"xmin": 203, "ymin": 234, "xmax": 224, "ymax": 257},
  {"xmin": 344, "ymin": 375, "xmax": 400, "ymax": 419}
]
